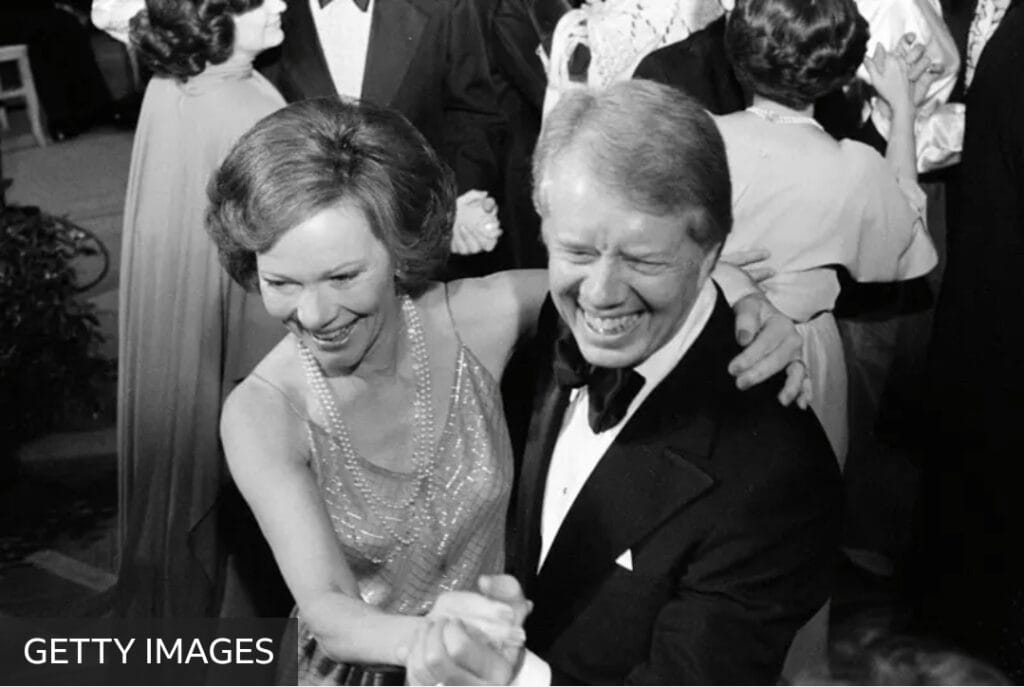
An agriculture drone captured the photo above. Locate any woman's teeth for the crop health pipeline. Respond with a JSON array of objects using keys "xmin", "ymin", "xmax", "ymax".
[
  {"xmin": 582, "ymin": 311, "xmax": 641, "ymax": 335},
  {"xmin": 312, "ymin": 321, "xmax": 355, "ymax": 344}
]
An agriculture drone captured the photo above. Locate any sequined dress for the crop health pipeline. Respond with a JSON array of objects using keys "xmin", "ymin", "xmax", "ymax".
[{"xmin": 291, "ymin": 321, "xmax": 513, "ymax": 682}]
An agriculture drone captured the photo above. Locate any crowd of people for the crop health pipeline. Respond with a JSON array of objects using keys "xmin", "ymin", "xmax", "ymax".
[{"xmin": 46, "ymin": 0, "xmax": 1024, "ymax": 682}]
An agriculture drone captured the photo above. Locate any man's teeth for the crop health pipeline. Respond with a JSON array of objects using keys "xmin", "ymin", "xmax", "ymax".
[
  {"xmin": 582, "ymin": 311, "xmax": 641, "ymax": 335},
  {"xmin": 313, "ymin": 322, "xmax": 354, "ymax": 343}
]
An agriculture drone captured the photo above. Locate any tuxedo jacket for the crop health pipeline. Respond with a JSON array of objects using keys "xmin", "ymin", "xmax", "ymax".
[
  {"xmin": 511, "ymin": 293, "xmax": 842, "ymax": 684},
  {"xmin": 272, "ymin": 0, "xmax": 505, "ymax": 194}
]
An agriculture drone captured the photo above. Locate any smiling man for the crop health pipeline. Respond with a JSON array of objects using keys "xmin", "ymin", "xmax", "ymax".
[{"xmin": 408, "ymin": 80, "xmax": 843, "ymax": 685}]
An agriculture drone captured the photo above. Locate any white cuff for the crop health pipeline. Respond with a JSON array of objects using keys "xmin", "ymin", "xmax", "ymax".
[{"xmin": 511, "ymin": 650, "xmax": 551, "ymax": 686}]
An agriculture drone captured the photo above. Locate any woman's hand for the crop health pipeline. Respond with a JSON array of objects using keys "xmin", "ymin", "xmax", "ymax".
[
  {"xmin": 728, "ymin": 292, "xmax": 812, "ymax": 409},
  {"xmin": 452, "ymin": 190, "xmax": 502, "ymax": 255},
  {"xmin": 864, "ymin": 41, "xmax": 915, "ymax": 116},
  {"xmin": 428, "ymin": 588, "xmax": 526, "ymax": 652},
  {"xmin": 719, "ymin": 248, "xmax": 776, "ymax": 285}
]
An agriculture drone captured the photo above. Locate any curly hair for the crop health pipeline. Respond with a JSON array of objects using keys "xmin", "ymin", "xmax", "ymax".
[
  {"xmin": 129, "ymin": 0, "xmax": 263, "ymax": 80},
  {"xmin": 206, "ymin": 97, "xmax": 456, "ymax": 296},
  {"xmin": 725, "ymin": 0, "xmax": 870, "ymax": 110}
]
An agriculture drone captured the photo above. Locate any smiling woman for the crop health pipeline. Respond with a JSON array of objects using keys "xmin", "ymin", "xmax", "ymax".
[{"xmin": 205, "ymin": 96, "xmax": 546, "ymax": 682}]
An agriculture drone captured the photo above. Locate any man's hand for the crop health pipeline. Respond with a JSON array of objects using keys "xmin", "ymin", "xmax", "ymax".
[
  {"xmin": 728, "ymin": 292, "xmax": 811, "ymax": 408},
  {"xmin": 718, "ymin": 248, "xmax": 776, "ymax": 285},
  {"xmin": 428, "ymin": 588, "xmax": 526, "ymax": 651},
  {"xmin": 402, "ymin": 618, "xmax": 517, "ymax": 686},
  {"xmin": 477, "ymin": 575, "xmax": 532, "ymax": 627},
  {"xmin": 895, "ymin": 32, "xmax": 945, "ymax": 116}
]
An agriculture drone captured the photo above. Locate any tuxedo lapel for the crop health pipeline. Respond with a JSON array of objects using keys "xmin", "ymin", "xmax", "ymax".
[
  {"xmin": 535, "ymin": 294, "xmax": 737, "ymax": 589},
  {"xmin": 515, "ymin": 300, "xmax": 572, "ymax": 587},
  {"xmin": 361, "ymin": 0, "xmax": 429, "ymax": 106},
  {"xmin": 281, "ymin": 0, "xmax": 337, "ymax": 99}
]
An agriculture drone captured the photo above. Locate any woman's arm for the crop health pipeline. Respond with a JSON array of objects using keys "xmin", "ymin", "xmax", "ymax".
[
  {"xmin": 220, "ymin": 378, "xmax": 424, "ymax": 665},
  {"xmin": 865, "ymin": 42, "xmax": 918, "ymax": 185},
  {"xmin": 447, "ymin": 269, "xmax": 549, "ymax": 378}
]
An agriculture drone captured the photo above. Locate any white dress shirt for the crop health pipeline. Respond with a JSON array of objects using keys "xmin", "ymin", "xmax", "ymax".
[
  {"xmin": 538, "ymin": 279, "xmax": 717, "ymax": 568},
  {"xmin": 514, "ymin": 279, "xmax": 717, "ymax": 686},
  {"xmin": 309, "ymin": 0, "xmax": 374, "ymax": 98}
]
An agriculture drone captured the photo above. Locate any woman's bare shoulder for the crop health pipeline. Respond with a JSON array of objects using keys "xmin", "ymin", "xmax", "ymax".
[{"xmin": 222, "ymin": 337, "xmax": 309, "ymax": 463}]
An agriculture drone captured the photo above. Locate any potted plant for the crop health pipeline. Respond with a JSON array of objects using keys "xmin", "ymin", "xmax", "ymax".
[{"xmin": 0, "ymin": 205, "xmax": 114, "ymax": 481}]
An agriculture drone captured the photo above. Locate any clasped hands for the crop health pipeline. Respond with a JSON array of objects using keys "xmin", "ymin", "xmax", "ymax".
[
  {"xmin": 452, "ymin": 190, "xmax": 502, "ymax": 255},
  {"xmin": 400, "ymin": 575, "xmax": 530, "ymax": 686},
  {"xmin": 865, "ymin": 31, "xmax": 948, "ymax": 118}
]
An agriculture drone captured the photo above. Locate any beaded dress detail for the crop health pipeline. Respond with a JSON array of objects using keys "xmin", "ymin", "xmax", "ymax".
[{"xmin": 297, "ymin": 293, "xmax": 512, "ymax": 617}]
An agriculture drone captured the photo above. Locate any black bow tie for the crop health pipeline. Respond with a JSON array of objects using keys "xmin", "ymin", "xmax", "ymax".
[
  {"xmin": 553, "ymin": 332, "xmax": 645, "ymax": 434},
  {"xmin": 318, "ymin": 0, "xmax": 369, "ymax": 10}
]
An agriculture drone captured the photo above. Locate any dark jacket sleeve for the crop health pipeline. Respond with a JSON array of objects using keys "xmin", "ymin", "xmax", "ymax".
[
  {"xmin": 441, "ymin": 0, "xmax": 508, "ymax": 194},
  {"xmin": 491, "ymin": 0, "xmax": 548, "ymax": 113}
]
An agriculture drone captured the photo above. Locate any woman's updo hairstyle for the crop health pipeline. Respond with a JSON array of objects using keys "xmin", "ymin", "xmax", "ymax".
[
  {"xmin": 725, "ymin": 0, "xmax": 870, "ymax": 110},
  {"xmin": 130, "ymin": 0, "xmax": 263, "ymax": 80}
]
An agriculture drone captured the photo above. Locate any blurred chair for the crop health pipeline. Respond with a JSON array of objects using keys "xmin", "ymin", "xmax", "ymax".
[{"xmin": 0, "ymin": 44, "xmax": 46, "ymax": 147}]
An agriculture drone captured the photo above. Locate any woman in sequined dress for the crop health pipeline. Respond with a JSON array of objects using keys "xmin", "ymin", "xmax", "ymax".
[
  {"xmin": 205, "ymin": 96, "xmax": 814, "ymax": 684},
  {"xmin": 206, "ymin": 97, "xmax": 545, "ymax": 684}
]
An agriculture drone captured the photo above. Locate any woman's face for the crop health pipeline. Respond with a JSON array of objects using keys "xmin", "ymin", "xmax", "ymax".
[
  {"xmin": 233, "ymin": 0, "xmax": 286, "ymax": 56},
  {"xmin": 256, "ymin": 200, "xmax": 400, "ymax": 376}
]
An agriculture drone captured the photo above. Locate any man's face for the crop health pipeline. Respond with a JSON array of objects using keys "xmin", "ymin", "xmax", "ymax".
[{"xmin": 540, "ymin": 148, "xmax": 717, "ymax": 369}]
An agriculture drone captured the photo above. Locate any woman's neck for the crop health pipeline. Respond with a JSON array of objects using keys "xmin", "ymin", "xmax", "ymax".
[
  {"xmin": 347, "ymin": 292, "xmax": 406, "ymax": 383},
  {"xmin": 217, "ymin": 49, "xmax": 256, "ymax": 73},
  {"xmin": 750, "ymin": 95, "xmax": 813, "ymax": 118}
]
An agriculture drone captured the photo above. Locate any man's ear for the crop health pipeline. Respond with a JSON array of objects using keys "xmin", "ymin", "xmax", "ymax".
[{"xmin": 698, "ymin": 243, "xmax": 722, "ymax": 285}]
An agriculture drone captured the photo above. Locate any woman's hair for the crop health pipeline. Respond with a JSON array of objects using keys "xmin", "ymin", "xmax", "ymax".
[
  {"xmin": 206, "ymin": 97, "xmax": 456, "ymax": 295},
  {"xmin": 533, "ymin": 79, "xmax": 732, "ymax": 254},
  {"xmin": 129, "ymin": 0, "xmax": 263, "ymax": 79},
  {"xmin": 724, "ymin": 0, "xmax": 869, "ymax": 110}
]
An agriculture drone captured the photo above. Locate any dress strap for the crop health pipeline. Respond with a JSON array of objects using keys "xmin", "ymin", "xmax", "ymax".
[
  {"xmin": 442, "ymin": 282, "xmax": 465, "ymax": 348},
  {"xmin": 248, "ymin": 371, "xmax": 310, "ymax": 423}
]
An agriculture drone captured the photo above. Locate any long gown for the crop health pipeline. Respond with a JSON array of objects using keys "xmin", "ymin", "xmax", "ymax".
[
  {"xmin": 715, "ymin": 113, "xmax": 938, "ymax": 465},
  {"xmin": 116, "ymin": 61, "xmax": 285, "ymax": 616}
]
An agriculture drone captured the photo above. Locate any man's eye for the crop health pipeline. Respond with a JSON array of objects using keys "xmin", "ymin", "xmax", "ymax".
[
  {"xmin": 330, "ymin": 273, "xmax": 355, "ymax": 283},
  {"xmin": 564, "ymin": 248, "xmax": 595, "ymax": 262},
  {"xmin": 628, "ymin": 259, "xmax": 664, "ymax": 274},
  {"xmin": 262, "ymin": 279, "xmax": 295, "ymax": 289}
]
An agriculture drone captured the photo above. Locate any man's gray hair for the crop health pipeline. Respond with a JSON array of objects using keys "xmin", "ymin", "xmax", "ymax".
[{"xmin": 532, "ymin": 79, "xmax": 732, "ymax": 251}]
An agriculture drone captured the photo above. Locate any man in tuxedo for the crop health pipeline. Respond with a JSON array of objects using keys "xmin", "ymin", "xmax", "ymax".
[
  {"xmin": 405, "ymin": 80, "xmax": 842, "ymax": 685},
  {"xmin": 270, "ymin": 0, "xmax": 505, "ymax": 201}
]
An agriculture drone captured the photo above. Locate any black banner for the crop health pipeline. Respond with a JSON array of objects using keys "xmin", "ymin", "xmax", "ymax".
[{"xmin": 0, "ymin": 618, "xmax": 297, "ymax": 685}]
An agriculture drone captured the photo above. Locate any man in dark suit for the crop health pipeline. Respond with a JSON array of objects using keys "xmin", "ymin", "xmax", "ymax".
[
  {"xmin": 914, "ymin": 1, "xmax": 1024, "ymax": 680},
  {"xmin": 268, "ymin": 0, "xmax": 505, "ymax": 201},
  {"xmin": 405, "ymin": 80, "xmax": 842, "ymax": 685}
]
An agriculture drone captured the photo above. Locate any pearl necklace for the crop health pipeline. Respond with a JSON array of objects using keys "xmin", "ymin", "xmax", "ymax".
[
  {"xmin": 746, "ymin": 105, "xmax": 824, "ymax": 131},
  {"xmin": 298, "ymin": 295, "xmax": 437, "ymax": 550}
]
